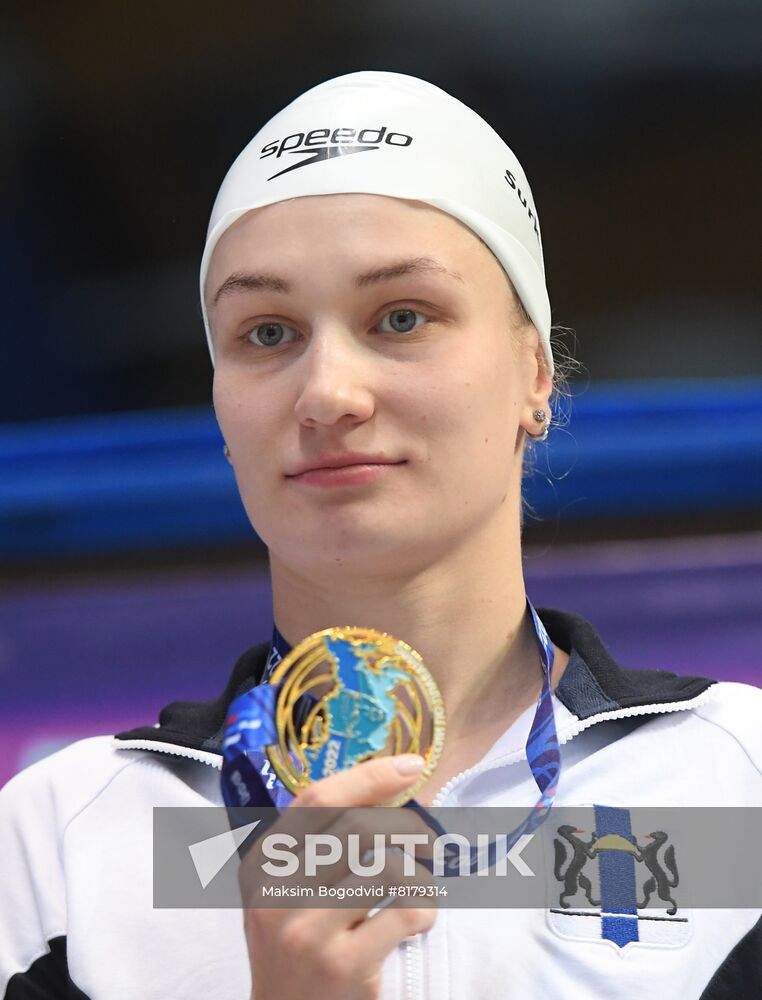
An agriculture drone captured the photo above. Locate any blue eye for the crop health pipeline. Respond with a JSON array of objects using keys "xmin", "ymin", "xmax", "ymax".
[
  {"xmin": 248, "ymin": 322, "xmax": 298, "ymax": 347},
  {"xmin": 378, "ymin": 309, "xmax": 427, "ymax": 334}
]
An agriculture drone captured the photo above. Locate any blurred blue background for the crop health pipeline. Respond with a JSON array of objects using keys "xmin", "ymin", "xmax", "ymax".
[{"xmin": 1, "ymin": 0, "xmax": 760, "ymax": 785}]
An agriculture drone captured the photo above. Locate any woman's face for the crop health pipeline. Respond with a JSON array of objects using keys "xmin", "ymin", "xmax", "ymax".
[{"xmin": 206, "ymin": 194, "xmax": 549, "ymax": 579}]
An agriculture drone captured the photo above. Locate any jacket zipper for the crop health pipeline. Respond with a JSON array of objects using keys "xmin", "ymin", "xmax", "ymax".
[
  {"xmin": 113, "ymin": 738, "xmax": 222, "ymax": 769},
  {"xmin": 402, "ymin": 933, "xmax": 424, "ymax": 1000}
]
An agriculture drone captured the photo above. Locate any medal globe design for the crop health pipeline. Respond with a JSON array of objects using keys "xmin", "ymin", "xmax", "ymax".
[{"xmin": 265, "ymin": 627, "xmax": 446, "ymax": 805}]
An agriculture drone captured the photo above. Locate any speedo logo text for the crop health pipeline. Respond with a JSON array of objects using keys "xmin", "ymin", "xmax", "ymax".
[{"xmin": 260, "ymin": 126, "xmax": 414, "ymax": 181}]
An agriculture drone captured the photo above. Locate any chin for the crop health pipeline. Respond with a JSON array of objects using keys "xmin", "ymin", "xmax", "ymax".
[{"xmin": 275, "ymin": 525, "xmax": 440, "ymax": 580}]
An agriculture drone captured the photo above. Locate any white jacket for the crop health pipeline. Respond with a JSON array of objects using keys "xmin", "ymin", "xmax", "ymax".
[{"xmin": 1, "ymin": 609, "xmax": 761, "ymax": 999}]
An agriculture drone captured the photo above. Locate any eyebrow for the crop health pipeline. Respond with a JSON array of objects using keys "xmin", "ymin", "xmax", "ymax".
[{"xmin": 211, "ymin": 256, "xmax": 463, "ymax": 305}]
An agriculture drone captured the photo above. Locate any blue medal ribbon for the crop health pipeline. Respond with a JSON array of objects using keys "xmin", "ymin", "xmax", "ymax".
[
  {"xmin": 221, "ymin": 625, "xmax": 294, "ymax": 809},
  {"xmin": 221, "ymin": 601, "xmax": 561, "ymax": 872}
]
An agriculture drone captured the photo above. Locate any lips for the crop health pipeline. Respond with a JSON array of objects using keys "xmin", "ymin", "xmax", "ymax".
[{"xmin": 285, "ymin": 453, "xmax": 401, "ymax": 477}]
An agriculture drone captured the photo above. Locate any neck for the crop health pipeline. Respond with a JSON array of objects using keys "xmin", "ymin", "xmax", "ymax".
[{"xmin": 269, "ymin": 504, "xmax": 551, "ymax": 742}]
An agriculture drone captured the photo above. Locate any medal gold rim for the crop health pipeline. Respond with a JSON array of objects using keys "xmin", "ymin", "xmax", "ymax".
[{"xmin": 265, "ymin": 626, "xmax": 446, "ymax": 805}]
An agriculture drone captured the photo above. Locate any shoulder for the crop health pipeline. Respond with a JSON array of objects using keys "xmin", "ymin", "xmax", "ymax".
[
  {"xmin": 0, "ymin": 735, "xmax": 146, "ymax": 832},
  {"xmin": 690, "ymin": 681, "xmax": 762, "ymax": 776}
]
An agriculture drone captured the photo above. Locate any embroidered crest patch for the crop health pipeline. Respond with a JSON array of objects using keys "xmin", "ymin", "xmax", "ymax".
[{"xmin": 547, "ymin": 805, "xmax": 691, "ymax": 950}]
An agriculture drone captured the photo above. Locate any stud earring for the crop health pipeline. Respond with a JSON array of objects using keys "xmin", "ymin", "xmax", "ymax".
[
  {"xmin": 223, "ymin": 444, "xmax": 232, "ymax": 463},
  {"xmin": 527, "ymin": 410, "xmax": 549, "ymax": 442}
]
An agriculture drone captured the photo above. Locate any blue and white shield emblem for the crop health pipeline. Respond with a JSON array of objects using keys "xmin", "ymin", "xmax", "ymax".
[{"xmin": 548, "ymin": 806, "xmax": 691, "ymax": 950}]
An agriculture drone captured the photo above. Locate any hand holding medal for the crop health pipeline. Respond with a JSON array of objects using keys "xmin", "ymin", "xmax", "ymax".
[{"xmin": 222, "ymin": 627, "xmax": 446, "ymax": 809}]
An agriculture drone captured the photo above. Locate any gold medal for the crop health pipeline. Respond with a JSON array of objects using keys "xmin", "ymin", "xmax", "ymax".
[{"xmin": 265, "ymin": 627, "xmax": 445, "ymax": 806}]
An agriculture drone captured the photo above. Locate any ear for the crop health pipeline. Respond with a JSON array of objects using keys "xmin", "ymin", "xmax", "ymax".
[{"xmin": 518, "ymin": 338, "xmax": 554, "ymax": 437}]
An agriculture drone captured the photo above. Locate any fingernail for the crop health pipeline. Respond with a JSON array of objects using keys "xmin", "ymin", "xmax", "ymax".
[{"xmin": 393, "ymin": 754, "xmax": 425, "ymax": 776}]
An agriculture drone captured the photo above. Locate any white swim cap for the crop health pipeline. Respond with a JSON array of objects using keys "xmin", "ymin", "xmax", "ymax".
[{"xmin": 200, "ymin": 70, "xmax": 552, "ymax": 372}]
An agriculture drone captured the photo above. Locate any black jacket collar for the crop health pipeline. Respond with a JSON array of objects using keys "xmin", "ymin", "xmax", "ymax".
[{"xmin": 115, "ymin": 608, "xmax": 715, "ymax": 755}]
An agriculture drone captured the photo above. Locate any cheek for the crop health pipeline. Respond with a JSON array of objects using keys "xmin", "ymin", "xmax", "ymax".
[
  {"xmin": 212, "ymin": 371, "xmax": 278, "ymax": 479},
  {"xmin": 214, "ymin": 370, "xmax": 254, "ymax": 435},
  {"xmin": 212, "ymin": 369, "xmax": 236, "ymax": 427},
  {"xmin": 422, "ymin": 349, "xmax": 520, "ymax": 450},
  {"xmin": 213, "ymin": 374, "xmax": 279, "ymax": 536}
]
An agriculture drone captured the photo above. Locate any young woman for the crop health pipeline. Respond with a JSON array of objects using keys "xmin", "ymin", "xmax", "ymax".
[{"xmin": 1, "ymin": 71, "xmax": 760, "ymax": 1000}]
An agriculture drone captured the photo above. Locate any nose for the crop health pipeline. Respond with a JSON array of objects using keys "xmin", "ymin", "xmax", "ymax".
[{"xmin": 293, "ymin": 329, "xmax": 376, "ymax": 429}]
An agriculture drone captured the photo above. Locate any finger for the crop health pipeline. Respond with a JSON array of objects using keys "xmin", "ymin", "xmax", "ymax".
[
  {"xmin": 284, "ymin": 802, "xmax": 437, "ymax": 890},
  {"xmin": 246, "ymin": 826, "xmax": 424, "ymax": 917},
  {"xmin": 240, "ymin": 755, "xmax": 426, "ymax": 900},
  {"xmin": 239, "ymin": 804, "xmax": 344, "ymax": 889},
  {"xmin": 304, "ymin": 839, "xmax": 423, "ymax": 931},
  {"xmin": 251, "ymin": 753, "xmax": 428, "ymax": 855},
  {"xmin": 292, "ymin": 754, "xmax": 425, "ymax": 809}
]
